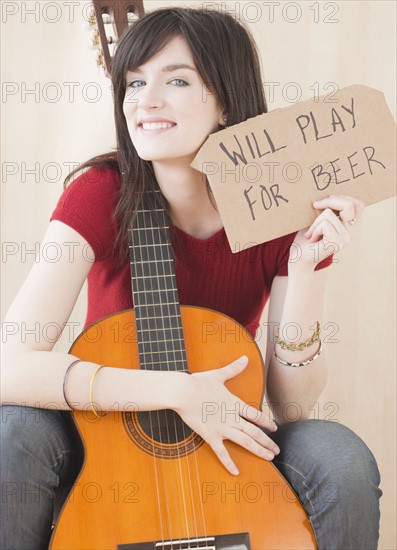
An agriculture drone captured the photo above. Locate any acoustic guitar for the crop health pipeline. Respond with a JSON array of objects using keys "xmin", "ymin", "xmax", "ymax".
[{"xmin": 50, "ymin": 195, "xmax": 316, "ymax": 549}]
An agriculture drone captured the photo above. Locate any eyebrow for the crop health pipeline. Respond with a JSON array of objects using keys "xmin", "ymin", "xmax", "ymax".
[{"xmin": 129, "ymin": 63, "xmax": 197, "ymax": 74}]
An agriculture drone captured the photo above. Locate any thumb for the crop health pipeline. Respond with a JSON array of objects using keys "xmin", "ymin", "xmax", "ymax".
[{"xmin": 218, "ymin": 355, "xmax": 249, "ymax": 383}]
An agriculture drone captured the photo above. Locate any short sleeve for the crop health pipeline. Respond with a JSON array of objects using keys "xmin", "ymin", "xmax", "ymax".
[
  {"xmin": 50, "ymin": 166, "xmax": 120, "ymax": 261},
  {"xmin": 274, "ymin": 230, "xmax": 334, "ymax": 277}
]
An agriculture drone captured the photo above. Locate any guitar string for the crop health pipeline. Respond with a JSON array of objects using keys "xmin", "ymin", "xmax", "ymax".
[
  {"xmin": 130, "ymin": 222, "xmax": 166, "ymax": 545},
  {"xmin": 136, "ymin": 207, "xmax": 179, "ymax": 547},
  {"xmin": 136, "ymin": 202, "xmax": 183, "ymax": 547},
  {"xmin": 166, "ymin": 219, "xmax": 210, "ymax": 548},
  {"xmin": 158, "ymin": 202, "xmax": 211, "ymax": 548},
  {"xmin": 146, "ymin": 203, "xmax": 190, "ymax": 546},
  {"xmin": 145, "ymin": 207, "xmax": 182, "ymax": 547},
  {"xmin": 132, "ymin": 215, "xmax": 169, "ymax": 545},
  {"xmin": 154, "ymin": 206, "xmax": 201, "ymax": 548}
]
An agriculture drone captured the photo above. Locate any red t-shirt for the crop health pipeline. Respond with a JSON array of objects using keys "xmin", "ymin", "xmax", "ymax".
[{"xmin": 51, "ymin": 166, "xmax": 333, "ymax": 337}]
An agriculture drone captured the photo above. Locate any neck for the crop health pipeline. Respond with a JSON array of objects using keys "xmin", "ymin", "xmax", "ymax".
[{"xmin": 152, "ymin": 159, "xmax": 223, "ymax": 239}]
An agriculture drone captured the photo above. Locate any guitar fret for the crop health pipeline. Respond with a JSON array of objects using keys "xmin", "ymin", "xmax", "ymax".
[
  {"xmin": 134, "ymin": 302, "xmax": 179, "ymax": 307},
  {"xmin": 131, "ymin": 225, "xmax": 168, "ymax": 230},
  {"xmin": 128, "ymin": 244, "xmax": 168, "ymax": 251},
  {"xmin": 136, "ymin": 314, "xmax": 181, "ymax": 320},
  {"xmin": 138, "ymin": 337, "xmax": 184, "ymax": 344},
  {"xmin": 139, "ymin": 350, "xmax": 185, "ymax": 355},
  {"xmin": 133, "ymin": 208, "xmax": 164, "ymax": 213},
  {"xmin": 130, "ymin": 259, "xmax": 173, "ymax": 264},
  {"xmin": 138, "ymin": 327, "xmax": 182, "ymax": 333},
  {"xmin": 134, "ymin": 289, "xmax": 177, "ymax": 295},
  {"xmin": 133, "ymin": 275, "xmax": 175, "ymax": 280}
]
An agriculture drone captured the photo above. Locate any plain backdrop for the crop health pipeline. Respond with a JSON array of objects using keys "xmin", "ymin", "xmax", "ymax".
[{"xmin": 1, "ymin": 1, "xmax": 396, "ymax": 547}]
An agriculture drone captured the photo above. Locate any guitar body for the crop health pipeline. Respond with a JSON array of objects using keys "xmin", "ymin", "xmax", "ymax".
[{"xmin": 50, "ymin": 307, "xmax": 316, "ymax": 549}]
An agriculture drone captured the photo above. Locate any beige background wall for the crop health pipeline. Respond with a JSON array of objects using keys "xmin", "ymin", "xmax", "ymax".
[{"xmin": 1, "ymin": 1, "xmax": 396, "ymax": 547}]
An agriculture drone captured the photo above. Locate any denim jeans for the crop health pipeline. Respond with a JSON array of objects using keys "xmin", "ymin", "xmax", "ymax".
[{"xmin": 1, "ymin": 405, "xmax": 382, "ymax": 549}]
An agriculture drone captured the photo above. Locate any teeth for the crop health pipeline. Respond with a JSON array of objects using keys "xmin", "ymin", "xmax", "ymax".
[{"xmin": 141, "ymin": 122, "xmax": 175, "ymax": 130}]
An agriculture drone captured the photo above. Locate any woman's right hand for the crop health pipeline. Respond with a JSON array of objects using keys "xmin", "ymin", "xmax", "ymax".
[{"xmin": 173, "ymin": 355, "xmax": 280, "ymax": 475}]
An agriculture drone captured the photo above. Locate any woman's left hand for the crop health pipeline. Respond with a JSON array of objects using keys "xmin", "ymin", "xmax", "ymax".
[{"xmin": 290, "ymin": 194, "xmax": 365, "ymax": 271}]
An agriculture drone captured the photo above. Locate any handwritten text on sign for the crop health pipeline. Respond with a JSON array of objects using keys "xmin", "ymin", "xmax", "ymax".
[{"xmin": 191, "ymin": 85, "xmax": 396, "ymax": 251}]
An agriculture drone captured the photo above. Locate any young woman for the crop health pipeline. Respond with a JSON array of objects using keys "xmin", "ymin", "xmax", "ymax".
[{"xmin": 1, "ymin": 7, "xmax": 381, "ymax": 549}]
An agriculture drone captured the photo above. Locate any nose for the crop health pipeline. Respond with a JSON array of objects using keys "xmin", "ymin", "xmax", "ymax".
[{"xmin": 137, "ymin": 82, "xmax": 165, "ymax": 111}]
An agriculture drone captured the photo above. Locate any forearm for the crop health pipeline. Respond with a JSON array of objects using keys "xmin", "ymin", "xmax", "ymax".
[
  {"xmin": 266, "ymin": 268, "xmax": 328, "ymax": 424},
  {"xmin": 1, "ymin": 349, "xmax": 186, "ymax": 413}
]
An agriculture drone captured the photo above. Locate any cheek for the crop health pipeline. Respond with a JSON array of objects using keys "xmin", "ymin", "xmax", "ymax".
[{"xmin": 122, "ymin": 96, "xmax": 137, "ymax": 119}]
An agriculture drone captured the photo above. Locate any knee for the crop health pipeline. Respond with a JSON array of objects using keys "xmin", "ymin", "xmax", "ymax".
[
  {"xmin": 308, "ymin": 421, "xmax": 380, "ymax": 487},
  {"xmin": 275, "ymin": 420, "xmax": 381, "ymax": 497},
  {"xmin": 0, "ymin": 405, "xmax": 74, "ymax": 475}
]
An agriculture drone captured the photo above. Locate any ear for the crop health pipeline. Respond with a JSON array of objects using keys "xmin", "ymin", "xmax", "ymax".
[{"xmin": 218, "ymin": 112, "xmax": 228, "ymax": 127}]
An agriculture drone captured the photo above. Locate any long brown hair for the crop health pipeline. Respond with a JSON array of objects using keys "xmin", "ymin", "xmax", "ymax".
[{"xmin": 64, "ymin": 7, "xmax": 267, "ymax": 259}]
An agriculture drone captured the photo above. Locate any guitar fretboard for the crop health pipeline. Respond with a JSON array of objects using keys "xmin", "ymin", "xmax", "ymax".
[{"xmin": 128, "ymin": 202, "xmax": 188, "ymax": 372}]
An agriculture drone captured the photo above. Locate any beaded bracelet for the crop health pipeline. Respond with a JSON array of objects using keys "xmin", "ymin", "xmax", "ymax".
[
  {"xmin": 274, "ymin": 339, "xmax": 323, "ymax": 368},
  {"xmin": 275, "ymin": 321, "xmax": 321, "ymax": 352},
  {"xmin": 89, "ymin": 365, "xmax": 107, "ymax": 418},
  {"xmin": 62, "ymin": 359, "xmax": 84, "ymax": 409}
]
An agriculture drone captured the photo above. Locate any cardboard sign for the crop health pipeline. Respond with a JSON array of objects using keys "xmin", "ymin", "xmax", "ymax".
[{"xmin": 191, "ymin": 85, "xmax": 396, "ymax": 250}]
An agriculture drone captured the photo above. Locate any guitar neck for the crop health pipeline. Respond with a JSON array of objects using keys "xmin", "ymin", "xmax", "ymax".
[{"xmin": 128, "ymin": 201, "xmax": 188, "ymax": 373}]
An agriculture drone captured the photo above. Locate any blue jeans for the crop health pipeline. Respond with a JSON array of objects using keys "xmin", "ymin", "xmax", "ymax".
[{"xmin": 1, "ymin": 406, "xmax": 382, "ymax": 549}]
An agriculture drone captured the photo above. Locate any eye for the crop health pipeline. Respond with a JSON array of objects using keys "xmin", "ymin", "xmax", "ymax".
[
  {"xmin": 128, "ymin": 80, "xmax": 145, "ymax": 88},
  {"xmin": 170, "ymin": 78, "xmax": 188, "ymax": 87}
]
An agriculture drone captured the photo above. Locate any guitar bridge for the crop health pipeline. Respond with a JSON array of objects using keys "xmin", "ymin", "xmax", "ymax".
[{"xmin": 118, "ymin": 532, "xmax": 250, "ymax": 549}]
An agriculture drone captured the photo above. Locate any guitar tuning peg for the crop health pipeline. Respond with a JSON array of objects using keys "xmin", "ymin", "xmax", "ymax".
[
  {"xmin": 102, "ymin": 13, "xmax": 114, "ymax": 24},
  {"xmin": 127, "ymin": 12, "xmax": 139, "ymax": 24}
]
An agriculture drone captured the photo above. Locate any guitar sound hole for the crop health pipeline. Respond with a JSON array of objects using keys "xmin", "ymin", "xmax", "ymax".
[{"xmin": 137, "ymin": 409, "xmax": 193, "ymax": 444}]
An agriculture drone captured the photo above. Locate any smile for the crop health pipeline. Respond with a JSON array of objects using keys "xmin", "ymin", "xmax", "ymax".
[{"xmin": 139, "ymin": 122, "xmax": 177, "ymax": 131}]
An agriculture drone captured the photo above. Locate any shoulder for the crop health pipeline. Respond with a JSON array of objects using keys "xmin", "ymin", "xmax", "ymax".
[
  {"xmin": 57, "ymin": 165, "xmax": 121, "ymax": 208},
  {"xmin": 50, "ymin": 166, "xmax": 122, "ymax": 260}
]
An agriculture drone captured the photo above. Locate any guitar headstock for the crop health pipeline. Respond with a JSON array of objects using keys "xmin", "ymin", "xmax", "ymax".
[{"xmin": 89, "ymin": 0, "xmax": 145, "ymax": 78}]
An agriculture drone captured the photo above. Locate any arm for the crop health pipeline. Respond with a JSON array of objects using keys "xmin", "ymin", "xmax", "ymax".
[
  {"xmin": 1, "ymin": 220, "xmax": 187, "ymax": 412},
  {"xmin": 263, "ymin": 194, "xmax": 365, "ymax": 425},
  {"xmin": 264, "ymin": 268, "xmax": 329, "ymax": 424}
]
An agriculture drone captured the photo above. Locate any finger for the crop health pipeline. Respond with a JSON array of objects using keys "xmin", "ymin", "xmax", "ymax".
[
  {"xmin": 312, "ymin": 196, "xmax": 357, "ymax": 225},
  {"xmin": 227, "ymin": 428, "xmax": 277, "ymax": 461},
  {"xmin": 239, "ymin": 420, "xmax": 280, "ymax": 454},
  {"xmin": 217, "ymin": 355, "xmax": 248, "ymax": 383},
  {"xmin": 210, "ymin": 439, "xmax": 240, "ymax": 476},
  {"xmin": 329, "ymin": 194, "xmax": 365, "ymax": 215},
  {"xmin": 238, "ymin": 400, "xmax": 278, "ymax": 432},
  {"xmin": 310, "ymin": 215, "xmax": 353, "ymax": 246},
  {"xmin": 305, "ymin": 208, "xmax": 347, "ymax": 239}
]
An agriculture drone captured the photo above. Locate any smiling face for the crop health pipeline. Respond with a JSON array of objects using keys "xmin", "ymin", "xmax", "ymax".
[{"xmin": 122, "ymin": 35, "xmax": 225, "ymax": 165}]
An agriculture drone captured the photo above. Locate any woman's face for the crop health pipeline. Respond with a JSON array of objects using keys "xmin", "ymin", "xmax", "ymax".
[{"xmin": 122, "ymin": 35, "xmax": 225, "ymax": 165}]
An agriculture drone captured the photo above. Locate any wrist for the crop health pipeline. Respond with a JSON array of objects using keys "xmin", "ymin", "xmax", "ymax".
[
  {"xmin": 287, "ymin": 262, "xmax": 316, "ymax": 278},
  {"xmin": 165, "ymin": 370, "xmax": 193, "ymax": 412}
]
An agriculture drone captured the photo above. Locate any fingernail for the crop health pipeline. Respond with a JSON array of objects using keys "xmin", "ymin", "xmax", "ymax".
[
  {"xmin": 262, "ymin": 450, "xmax": 274, "ymax": 459},
  {"xmin": 231, "ymin": 467, "xmax": 239, "ymax": 475},
  {"xmin": 313, "ymin": 201, "xmax": 320, "ymax": 206},
  {"xmin": 274, "ymin": 447, "xmax": 280, "ymax": 454}
]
